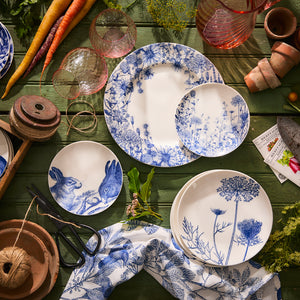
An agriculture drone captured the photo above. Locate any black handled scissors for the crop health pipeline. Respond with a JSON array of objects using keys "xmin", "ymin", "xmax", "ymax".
[{"xmin": 27, "ymin": 184, "xmax": 101, "ymax": 268}]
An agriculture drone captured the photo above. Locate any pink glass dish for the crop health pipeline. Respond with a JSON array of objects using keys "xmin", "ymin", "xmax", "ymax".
[
  {"xmin": 89, "ymin": 8, "xmax": 137, "ymax": 58},
  {"xmin": 52, "ymin": 47, "xmax": 108, "ymax": 100}
]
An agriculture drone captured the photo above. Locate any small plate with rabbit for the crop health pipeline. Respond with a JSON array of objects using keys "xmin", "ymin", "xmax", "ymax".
[{"xmin": 48, "ymin": 141, "xmax": 123, "ymax": 215}]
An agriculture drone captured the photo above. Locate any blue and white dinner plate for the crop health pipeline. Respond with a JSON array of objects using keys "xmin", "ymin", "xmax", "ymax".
[
  {"xmin": 0, "ymin": 23, "xmax": 13, "ymax": 79},
  {"xmin": 175, "ymin": 83, "xmax": 250, "ymax": 157},
  {"xmin": 175, "ymin": 169, "xmax": 273, "ymax": 266},
  {"xmin": 0, "ymin": 22, "xmax": 10, "ymax": 71},
  {"xmin": 48, "ymin": 141, "xmax": 123, "ymax": 216},
  {"xmin": 104, "ymin": 42, "xmax": 224, "ymax": 167}
]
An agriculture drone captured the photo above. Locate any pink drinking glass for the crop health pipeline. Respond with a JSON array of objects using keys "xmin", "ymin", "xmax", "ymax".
[
  {"xmin": 52, "ymin": 47, "xmax": 108, "ymax": 100},
  {"xmin": 89, "ymin": 8, "xmax": 137, "ymax": 58},
  {"xmin": 196, "ymin": 0, "xmax": 281, "ymax": 49}
]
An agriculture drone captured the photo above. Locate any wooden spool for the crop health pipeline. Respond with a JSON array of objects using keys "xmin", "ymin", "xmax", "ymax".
[{"xmin": 9, "ymin": 95, "xmax": 61, "ymax": 142}]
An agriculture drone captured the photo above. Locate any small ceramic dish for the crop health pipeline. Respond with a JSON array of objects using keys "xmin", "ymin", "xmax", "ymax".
[
  {"xmin": 0, "ymin": 228, "xmax": 49, "ymax": 299},
  {"xmin": 48, "ymin": 141, "xmax": 123, "ymax": 215},
  {"xmin": 0, "ymin": 220, "xmax": 60, "ymax": 300},
  {"xmin": 175, "ymin": 83, "xmax": 250, "ymax": 157}
]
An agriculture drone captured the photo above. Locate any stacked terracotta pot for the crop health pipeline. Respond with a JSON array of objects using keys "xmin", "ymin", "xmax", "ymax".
[{"xmin": 244, "ymin": 41, "xmax": 300, "ymax": 93}]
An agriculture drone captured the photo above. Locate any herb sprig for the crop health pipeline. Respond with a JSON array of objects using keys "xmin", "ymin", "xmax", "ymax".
[
  {"xmin": 0, "ymin": 0, "xmax": 50, "ymax": 44},
  {"xmin": 125, "ymin": 167, "xmax": 163, "ymax": 222},
  {"xmin": 256, "ymin": 201, "xmax": 300, "ymax": 272}
]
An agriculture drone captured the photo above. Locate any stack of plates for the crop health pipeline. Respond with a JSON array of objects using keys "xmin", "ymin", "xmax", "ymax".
[
  {"xmin": 0, "ymin": 22, "xmax": 14, "ymax": 79},
  {"xmin": 170, "ymin": 169, "xmax": 273, "ymax": 266},
  {"xmin": 104, "ymin": 43, "xmax": 250, "ymax": 167},
  {"xmin": 0, "ymin": 129, "xmax": 14, "ymax": 178}
]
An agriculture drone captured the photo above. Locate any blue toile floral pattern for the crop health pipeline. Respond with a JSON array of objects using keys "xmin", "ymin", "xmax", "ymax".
[
  {"xmin": 180, "ymin": 175, "xmax": 264, "ymax": 266},
  {"xmin": 49, "ymin": 159, "xmax": 122, "ymax": 216},
  {"xmin": 175, "ymin": 86, "xmax": 250, "ymax": 157},
  {"xmin": 103, "ymin": 43, "xmax": 224, "ymax": 167},
  {"xmin": 0, "ymin": 24, "xmax": 13, "ymax": 79},
  {"xmin": 0, "ymin": 24, "xmax": 10, "ymax": 70},
  {"xmin": 60, "ymin": 221, "xmax": 281, "ymax": 300}
]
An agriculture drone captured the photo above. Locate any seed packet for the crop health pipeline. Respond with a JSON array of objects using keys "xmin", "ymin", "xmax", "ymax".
[
  {"xmin": 253, "ymin": 124, "xmax": 287, "ymax": 183},
  {"xmin": 264, "ymin": 137, "xmax": 300, "ymax": 187}
]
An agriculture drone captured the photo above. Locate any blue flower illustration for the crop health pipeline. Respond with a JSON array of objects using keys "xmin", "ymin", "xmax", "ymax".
[
  {"xmin": 210, "ymin": 208, "xmax": 231, "ymax": 264},
  {"xmin": 236, "ymin": 219, "xmax": 263, "ymax": 261},
  {"xmin": 216, "ymin": 176, "xmax": 260, "ymax": 265}
]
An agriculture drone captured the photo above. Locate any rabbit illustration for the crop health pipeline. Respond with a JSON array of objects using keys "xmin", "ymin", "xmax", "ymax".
[
  {"xmin": 49, "ymin": 167, "xmax": 82, "ymax": 212},
  {"xmin": 98, "ymin": 160, "xmax": 122, "ymax": 204}
]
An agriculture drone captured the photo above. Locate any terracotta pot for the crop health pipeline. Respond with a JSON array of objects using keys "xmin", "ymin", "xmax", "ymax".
[
  {"xmin": 257, "ymin": 57, "xmax": 281, "ymax": 89},
  {"xmin": 244, "ymin": 65, "xmax": 269, "ymax": 93},
  {"xmin": 294, "ymin": 27, "xmax": 300, "ymax": 51},
  {"xmin": 0, "ymin": 228, "xmax": 49, "ymax": 300},
  {"xmin": 270, "ymin": 41, "xmax": 300, "ymax": 78},
  {"xmin": 264, "ymin": 7, "xmax": 297, "ymax": 40},
  {"xmin": 0, "ymin": 220, "xmax": 60, "ymax": 300},
  {"xmin": 272, "ymin": 41, "xmax": 300, "ymax": 65}
]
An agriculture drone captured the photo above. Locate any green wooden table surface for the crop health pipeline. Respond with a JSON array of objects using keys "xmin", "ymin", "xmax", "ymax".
[{"xmin": 0, "ymin": 1, "xmax": 299, "ymax": 299}]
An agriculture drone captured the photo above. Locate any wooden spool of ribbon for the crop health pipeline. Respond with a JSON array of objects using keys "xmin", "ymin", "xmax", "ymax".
[{"xmin": 9, "ymin": 95, "xmax": 61, "ymax": 141}]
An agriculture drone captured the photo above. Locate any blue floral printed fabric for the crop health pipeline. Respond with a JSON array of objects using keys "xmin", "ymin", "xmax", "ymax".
[{"xmin": 60, "ymin": 221, "xmax": 281, "ymax": 300}]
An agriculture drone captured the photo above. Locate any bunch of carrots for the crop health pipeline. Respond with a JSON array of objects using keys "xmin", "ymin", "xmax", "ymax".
[{"xmin": 1, "ymin": 0, "xmax": 96, "ymax": 99}]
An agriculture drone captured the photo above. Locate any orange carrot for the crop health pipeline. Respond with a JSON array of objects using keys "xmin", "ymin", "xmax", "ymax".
[
  {"xmin": 1, "ymin": 0, "xmax": 72, "ymax": 99},
  {"xmin": 60, "ymin": 0, "xmax": 96, "ymax": 44},
  {"xmin": 40, "ymin": 0, "xmax": 87, "ymax": 81}
]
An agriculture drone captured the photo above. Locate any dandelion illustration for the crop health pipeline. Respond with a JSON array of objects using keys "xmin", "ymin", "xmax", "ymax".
[
  {"xmin": 236, "ymin": 219, "xmax": 262, "ymax": 261},
  {"xmin": 216, "ymin": 176, "xmax": 260, "ymax": 265},
  {"xmin": 211, "ymin": 208, "xmax": 231, "ymax": 264}
]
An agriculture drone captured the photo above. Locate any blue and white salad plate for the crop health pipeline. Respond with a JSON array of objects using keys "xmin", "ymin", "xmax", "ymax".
[
  {"xmin": 175, "ymin": 169, "xmax": 273, "ymax": 266},
  {"xmin": 104, "ymin": 42, "xmax": 224, "ymax": 167},
  {"xmin": 0, "ymin": 23, "xmax": 13, "ymax": 79},
  {"xmin": 0, "ymin": 23, "xmax": 10, "ymax": 71},
  {"xmin": 0, "ymin": 129, "xmax": 9, "ymax": 177},
  {"xmin": 48, "ymin": 141, "xmax": 123, "ymax": 216},
  {"xmin": 175, "ymin": 83, "xmax": 250, "ymax": 157}
]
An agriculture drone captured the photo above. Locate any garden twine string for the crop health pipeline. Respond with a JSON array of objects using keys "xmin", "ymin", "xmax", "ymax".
[
  {"xmin": 0, "ymin": 196, "xmax": 36, "ymax": 289},
  {"xmin": 64, "ymin": 100, "xmax": 97, "ymax": 135}
]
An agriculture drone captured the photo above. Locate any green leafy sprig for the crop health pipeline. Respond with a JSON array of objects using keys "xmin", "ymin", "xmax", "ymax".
[
  {"xmin": 256, "ymin": 201, "xmax": 300, "ymax": 272},
  {"xmin": 125, "ymin": 167, "xmax": 163, "ymax": 222},
  {"xmin": 145, "ymin": 0, "xmax": 197, "ymax": 32},
  {"xmin": 0, "ymin": 0, "xmax": 50, "ymax": 44}
]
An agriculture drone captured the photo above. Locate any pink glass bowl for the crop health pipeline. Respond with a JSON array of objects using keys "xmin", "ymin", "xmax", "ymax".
[
  {"xmin": 89, "ymin": 8, "xmax": 137, "ymax": 58},
  {"xmin": 52, "ymin": 47, "xmax": 108, "ymax": 100}
]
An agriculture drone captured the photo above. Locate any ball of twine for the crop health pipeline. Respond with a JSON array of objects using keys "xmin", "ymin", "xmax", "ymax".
[{"xmin": 0, "ymin": 247, "xmax": 31, "ymax": 289}]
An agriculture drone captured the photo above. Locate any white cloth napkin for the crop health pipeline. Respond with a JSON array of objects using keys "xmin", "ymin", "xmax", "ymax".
[{"xmin": 60, "ymin": 221, "xmax": 281, "ymax": 300}]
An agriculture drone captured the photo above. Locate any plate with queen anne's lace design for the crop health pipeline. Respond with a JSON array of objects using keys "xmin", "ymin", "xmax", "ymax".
[
  {"xmin": 175, "ymin": 83, "xmax": 250, "ymax": 157},
  {"xmin": 176, "ymin": 169, "xmax": 273, "ymax": 266},
  {"xmin": 104, "ymin": 42, "xmax": 224, "ymax": 167}
]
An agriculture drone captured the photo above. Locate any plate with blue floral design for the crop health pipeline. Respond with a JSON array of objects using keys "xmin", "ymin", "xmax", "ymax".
[
  {"xmin": 0, "ymin": 23, "xmax": 10, "ymax": 71},
  {"xmin": 176, "ymin": 169, "xmax": 273, "ymax": 266},
  {"xmin": 104, "ymin": 43, "xmax": 224, "ymax": 167},
  {"xmin": 175, "ymin": 83, "xmax": 250, "ymax": 157},
  {"xmin": 48, "ymin": 141, "xmax": 123, "ymax": 216},
  {"xmin": 0, "ymin": 23, "xmax": 13, "ymax": 79}
]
